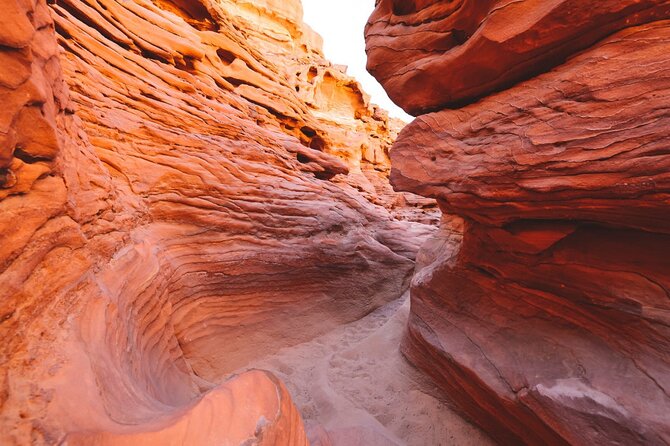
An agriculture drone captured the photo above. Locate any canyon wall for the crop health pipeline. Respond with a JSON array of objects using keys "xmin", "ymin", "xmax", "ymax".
[
  {"xmin": 366, "ymin": 1, "xmax": 670, "ymax": 445},
  {"xmin": 0, "ymin": 0, "xmax": 434, "ymax": 443}
]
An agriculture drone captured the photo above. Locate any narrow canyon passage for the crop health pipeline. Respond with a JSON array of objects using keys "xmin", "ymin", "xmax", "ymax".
[
  {"xmin": 241, "ymin": 293, "xmax": 493, "ymax": 446},
  {"xmin": 1, "ymin": 0, "xmax": 668, "ymax": 444},
  {"xmin": 0, "ymin": 0, "xmax": 451, "ymax": 444}
]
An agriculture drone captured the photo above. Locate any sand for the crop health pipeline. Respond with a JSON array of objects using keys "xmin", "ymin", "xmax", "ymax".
[{"xmin": 238, "ymin": 293, "xmax": 494, "ymax": 446}]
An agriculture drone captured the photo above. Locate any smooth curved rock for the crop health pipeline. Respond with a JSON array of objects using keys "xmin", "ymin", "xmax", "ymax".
[
  {"xmin": 64, "ymin": 370, "xmax": 308, "ymax": 446},
  {"xmin": 366, "ymin": 0, "xmax": 670, "ymax": 114},
  {"xmin": 367, "ymin": 1, "xmax": 670, "ymax": 444},
  {"xmin": 391, "ymin": 23, "xmax": 670, "ymax": 234}
]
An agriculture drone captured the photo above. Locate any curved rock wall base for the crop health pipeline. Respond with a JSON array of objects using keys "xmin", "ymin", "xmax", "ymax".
[{"xmin": 404, "ymin": 218, "xmax": 670, "ymax": 445}]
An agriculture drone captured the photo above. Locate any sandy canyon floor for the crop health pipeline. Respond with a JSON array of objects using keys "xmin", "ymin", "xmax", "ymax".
[{"xmin": 238, "ymin": 293, "xmax": 494, "ymax": 446}]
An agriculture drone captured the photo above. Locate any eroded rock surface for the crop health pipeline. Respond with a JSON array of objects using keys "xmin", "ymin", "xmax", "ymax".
[
  {"xmin": 0, "ymin": 0, "xmax": 435, "ymax": 444},
  {"xmin": 366, "ymin": 0, "xmax": 670, "ymax": 114},
  {"xmin": 367, "ymin": 1, "xmax": 670, "ymax": 444}
]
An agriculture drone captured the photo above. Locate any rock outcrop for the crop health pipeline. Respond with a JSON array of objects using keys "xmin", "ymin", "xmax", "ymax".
[
  {"xmin": 366, "ymin": 0, "xmax": 670, "ymax": 114},
  {"xmin": 367, "ymin": 1, "xmax": 670, "ymax": 444},
  {"xmin": 0, "ymin": 0, "xmax": 434, "ymax": 444}
]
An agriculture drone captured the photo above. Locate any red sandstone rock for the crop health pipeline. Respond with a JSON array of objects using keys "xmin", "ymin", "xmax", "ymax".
[
  {"xmin": 391, "ymin": 23, "xmax": 670, "ymax": 234},
  {"xmin": 64, "ymin": 370, "xmax": 308, "ymax": 445},
  {"xmin": 367, "ymin": 2, "xmax": 670, "ymax": 445},
  {"xmin": 366, "ymin": 0, "xmax": 670, "ymax": 114},
  {"xmin": 0, "ymin": 0, "xmax": 435, "ymax": 443}
]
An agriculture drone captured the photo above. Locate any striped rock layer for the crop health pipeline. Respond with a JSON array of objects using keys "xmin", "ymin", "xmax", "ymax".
[
  {"xmin": 0, "ymin": 0, "xmax": 435, "ymax": 444},
  {"xmin": 366, "ymin": 0, "xmax": 670, "ymax": 444}
]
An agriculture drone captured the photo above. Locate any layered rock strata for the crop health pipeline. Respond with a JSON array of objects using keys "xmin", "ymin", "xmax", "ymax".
[
  {"xmin": 366, "ymin": 0, "xmax": 670, "ymax": 114},
  {"xmin": 367, "ymin": 1, "xmax": 670, "ymax": 444},
  {"xmin": 0, "ymin": 0, "xmax": 433, "ymax": 444}
]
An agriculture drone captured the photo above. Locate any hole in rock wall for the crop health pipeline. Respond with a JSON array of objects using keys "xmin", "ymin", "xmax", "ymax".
[
  {"xmin": 177, "ymin": 56, "xmax": 197, "ymax": 73},
  {"xmin": 309, "ymin": 135, "xmax": 326, "ymax": 151},
  {"xmin": 224, "ymin": 77, "xmax": 249, "ymax": 88},
  {"xmin": 0, "ymin": 168, "xmax": 16, "ymax": 189},
  {"xmin": 307, "ymin": 66, "xmax": 318, "ymax": 82},
  {"xmin": 393, "ymin": 1, "xmax": 416, "ymax": 15},
  {"xmin": 452, "ymin": 29, "xmax": 470, "ymax": 46},
  {"xmin": 217, "ymin": 49, "xmax": 237, "ymax": 65},
  {"xmin": 296, "ymin": 153, "xmax": 311, "ymax": 164},
  {"xmin": 153, "ymin": 0, "xmax": 217, "ymax": 31},
  {"xmin": 314, "ymin": 170, "xmax": 336, "ymax": 181},
  {"xmin": 140, "ymin": 48, "xmax": 172, "ymax": 65},
  {"xmin": 13, "ymin": 147, "xmax": 51, "ymax": 164},
  {"xmin": 300, "ymin": 126, "xmax": 317, "ymax": 138}
]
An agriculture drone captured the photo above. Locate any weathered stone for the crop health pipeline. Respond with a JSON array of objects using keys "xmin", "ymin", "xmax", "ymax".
[
  {"xmin": 366, "ymin": 0, "xmax": 670, "ymax": 114},
  {"xmin": 0, "ymin": 0, "xmax": 435, "ymax": 444},
  {"xmin": 367, "ymin": 1, "xmax": 670, "ymax": 444}
]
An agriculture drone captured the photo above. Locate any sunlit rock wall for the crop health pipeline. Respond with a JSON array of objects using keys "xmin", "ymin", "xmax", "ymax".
[{"xmin": 0, "ymin": 0, "xmax": 435, "ymax": 443}]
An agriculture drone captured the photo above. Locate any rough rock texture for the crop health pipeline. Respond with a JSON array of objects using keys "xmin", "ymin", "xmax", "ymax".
[
  {"xmin": 0, "ymin": 0, "xmax": 434, "ymax": 444},
  {"xmin": 366, "ymin": 0, "xmax": 670, "ymax": 115},
  {"xmin": 367, "ymin": 1, "xmax": 670, "ymax": 445}
]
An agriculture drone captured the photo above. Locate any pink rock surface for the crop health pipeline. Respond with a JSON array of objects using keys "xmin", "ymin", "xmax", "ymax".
[
  {"xmin": 367, "ymin": 1, "xmax": 670, "ymax": 444},
  {"xmin": 366, "ymin": 0, "xmax": 670, "ymax": 114},
  {"xmin": 0, "ymin": 0, "xmax": 435, "ymax": 443}
]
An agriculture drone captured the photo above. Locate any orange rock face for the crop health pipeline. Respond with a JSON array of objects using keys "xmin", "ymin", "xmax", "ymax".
[
  {"xmin": 366, "ymin": 0, "xmax": 670, "ymax": 114},
  {"xmin": 367, "ymin": 2, "xmax": 670, "ymax": 445},
  {"xmin": 0, "ymin": 0, "xmax": 434, "ymax": 444}
]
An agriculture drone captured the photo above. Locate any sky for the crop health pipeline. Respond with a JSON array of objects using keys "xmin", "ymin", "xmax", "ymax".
[{"xmin": 301, "ymin": 0, "xmax": 413, "ymax": 122}]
